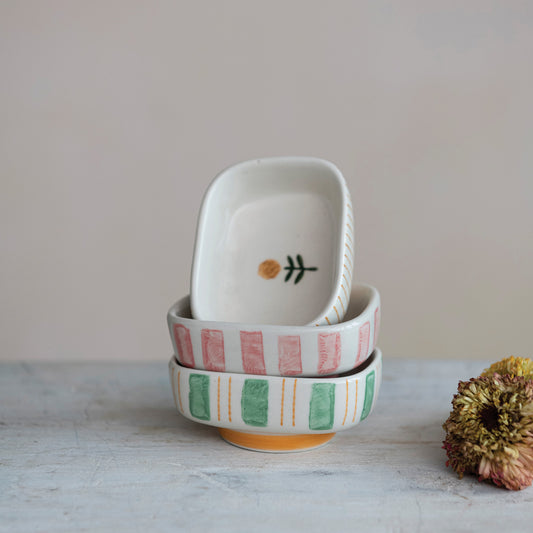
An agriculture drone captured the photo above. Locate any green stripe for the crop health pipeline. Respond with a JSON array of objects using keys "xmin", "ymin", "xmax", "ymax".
[
  {"xmin": 241, "ymin": 379, "xmax": 269, "ymax": 427},
  {"xmin": 361, "ymin": 371, "xmax": 375, "ymax": 421},
  {"xmin": 309, "ymin": 383, "xmax": 335, "ymax": 430},
  {"xmin": 189, "ymin": 374, "xmax": 210, "ymax": 421}
]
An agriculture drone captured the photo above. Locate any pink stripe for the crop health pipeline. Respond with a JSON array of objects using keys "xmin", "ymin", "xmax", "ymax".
[
  {"xmin": 357, "ymin": 321, "xmax": 371, "ymax": 364},
  {"xmin": 278, "ymin": 335, "xmax": 302, "ymax": 376},
  {"xmin": 201, "ymin": 329, "xmax": 225, "ymax": 372},
  {"xmin": 373, "ymin": 307, "xmax": 380, "ymax": 351},
  {"xmin": 317, "ymin": 332, "xmax": 341, "ymax": 374},
  {"xmin": 173, "ymin": 324, "xmax": 194, "ymax": 367},
  {"xmin": 240, "ymin": 331, "xmax": 266, "ymax": 375}
]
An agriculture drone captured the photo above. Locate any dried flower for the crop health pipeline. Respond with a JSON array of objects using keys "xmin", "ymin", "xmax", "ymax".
[
  {"xmin": 443, "ymin": 373, "xmax": 533, "ymax": 490},
  {"xmin": 481, "ymin": 356, "xmax": 533, "ymax": 380}
]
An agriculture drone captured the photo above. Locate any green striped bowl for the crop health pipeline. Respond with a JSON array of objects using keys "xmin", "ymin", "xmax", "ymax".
[{"xmin": 169, "ymin": 348, "xmax": 382, "ymax": 438}]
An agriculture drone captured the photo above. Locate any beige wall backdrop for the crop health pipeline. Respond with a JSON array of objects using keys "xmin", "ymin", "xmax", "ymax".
[{"xmin": 2, "ymin": 1, "xmax": 533, "ymax": 361}]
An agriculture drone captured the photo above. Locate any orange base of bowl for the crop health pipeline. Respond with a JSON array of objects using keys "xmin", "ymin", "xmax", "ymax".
[{"xmin": 218, "ymin": 428, "xmax": 336, "ymax": 453}]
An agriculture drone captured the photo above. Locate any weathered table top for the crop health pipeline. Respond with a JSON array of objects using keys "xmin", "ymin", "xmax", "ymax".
[{"xmin": 1, "ymin": 358, "xmax": 532, "ymax": 532}]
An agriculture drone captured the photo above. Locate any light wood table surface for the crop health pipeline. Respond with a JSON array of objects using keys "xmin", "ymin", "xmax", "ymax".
[{"xmin": 2, "ymin": 358, "xmax": 532, "ymax": 532}]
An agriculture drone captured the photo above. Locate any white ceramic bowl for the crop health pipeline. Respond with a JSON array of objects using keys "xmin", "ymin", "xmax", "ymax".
[
  {"xmin": 190, "ymin": 157, "xmax": 355, "ymax": 326},
  {"xmin": 169, "ymin": 348, "xmax": 382, "ymax": 452},
  {"xmin": 168, "ymin": 283, "xmax": 380, "ymax": 377}
]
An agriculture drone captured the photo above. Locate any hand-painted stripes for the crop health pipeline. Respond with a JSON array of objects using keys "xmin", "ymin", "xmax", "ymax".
[
  {"xmin": 241, "ymin": 379, "xmax": 269, "ymax": 427},
  {"xmin": 169, "ymin": 285, "xmax": 380, "ymax": 377},
  {"xmin": 309, "ymin": 383, "xmax": 335, "ymax": 430},
  {"xmin": 337, "ymin": 295, "xmax": 345, "ymax": 314},
  {"xmin": 341, "ymin": 283, "xmax": 348, "ymax": 301},
  {"xmin": 278, "ymin": 335, "xmax": 302, "ymax": 376},
  {"xmin": 373, "ymin": 307, "xmax": 380, "ymax": 351},
  {"xmin": 280, "ymin": 379, "xmax": 286, "ymax": 426},
  {"xmin": 292, "ymin": 379, "xmax": 297, "ymax": 427},
  {"xmin": 352, "ymin": 380, "xmax": 359, "ymax": 423},
  {"xmin": 228, "ymin": 377, "xmax": 232, "ymax": 422},
  {"xmin": 240, "ymin": 331, "xmax": 266, "ymax": 374},
  {"xmin": 361, "ymin": 371, "xmax": 376, "ymax": 421},
  {"xmin": 356, "ymin": 322, "xmax": 370, "ymax": 364},
  {"xmin": 344, "ymin": 253, "xmax": 353, "ymax": 271},
  {"xmin": 342, "ymin": 379, "xmax": 349, "ymax": 426},
  {"xmin": 201, "ymin": 329, "xmax": 225, "ymax": 372},
  {"xmin": 188, "ymin": 374, "xmax": 210, "ymax": 421},
  {"xmin": 175, "ymin": 369, "xmax": 377, "ymax": 430},
  {"xmin": 170, "ymin": 366, "xmax": 178, "ymax": 410},
  {"xmin": 279, "ymin": 378, "xmax": 299, "ymax": 427},
  {"xmin": 177, "ymin": 370, "xmax": 183, "ymax": 412},
  {"xmin": 217, "ymin": 376, "xmax": 221, "ymax": 421},
  {"xmin": 320, "ymin": 201, "xmax": 354, "ymax": 326},
  {"xmin": 317, "ymin": 332, "xmax": 341, "ymax": 374},
  {"xmin": 173, "ymin": 325, "xmax": 195, "ymax": 367}
]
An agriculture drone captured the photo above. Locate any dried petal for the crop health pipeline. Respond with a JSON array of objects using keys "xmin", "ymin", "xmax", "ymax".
[{"xmin": 481, "ymin": 356, "xmax": 533, "ymax": 380}]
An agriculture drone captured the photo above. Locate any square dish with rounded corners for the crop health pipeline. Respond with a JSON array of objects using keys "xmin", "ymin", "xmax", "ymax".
[
  {"xmin": 168, "ymin": 348, "xmax": 382, "ymax": 452},
  {"xmin": 168, "ymin": 283, "xmax": 380, "ymax": 377},
  {"xmin": 190, "ymin": 157, "xmax": 354, "ymax": 326}
]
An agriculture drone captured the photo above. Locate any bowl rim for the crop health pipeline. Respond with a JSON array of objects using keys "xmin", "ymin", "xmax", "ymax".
[
  {"xmin": 168, "ymin": 282, "xmax": 379, "ymax": 333},
  {"xmin": 189, "ymin": 156, "xmax": 353, "ymax": 326},
  {"xmin": 169, "ymin": 346, "xmax": 382, "ymax": 383}
]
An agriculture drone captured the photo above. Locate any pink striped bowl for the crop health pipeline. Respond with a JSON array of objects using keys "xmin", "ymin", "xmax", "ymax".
[{"xmin": 167, "ymin": 283, "xmax": 380, "ymax": 377}]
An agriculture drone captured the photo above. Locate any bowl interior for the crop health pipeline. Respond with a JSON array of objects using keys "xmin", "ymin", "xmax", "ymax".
[
  {"xmin": 172, "ymin": 283, "xmax": 374, "ymax": 328},
  {"xmin": 190, "ymin": 158, "xmax": 350, "ymax": 326}
]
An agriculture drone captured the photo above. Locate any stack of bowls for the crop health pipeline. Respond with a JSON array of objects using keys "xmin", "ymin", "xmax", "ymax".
[{"xmin": 168, "ymin": 157, "xmax": 382, "ymax": 452}]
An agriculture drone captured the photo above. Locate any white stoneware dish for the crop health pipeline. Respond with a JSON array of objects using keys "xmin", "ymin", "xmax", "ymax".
[
  {"xmin": 190, "ymin": 157, "xmax": 355, "ymax": 326},
  {"xmin": 168, "ymin": 283, "xmax": 380, "ymax": 377},
  {"xmin": 169, "ymin": 348, "xmax": 382, "ymax": 452}
]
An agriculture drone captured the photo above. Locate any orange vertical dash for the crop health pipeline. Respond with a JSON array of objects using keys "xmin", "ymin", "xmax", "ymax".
[
  {"xmin": 343, "ymin": 380, "xmax": 349, "ymax": 425},
  {"xmin": 352, "ymin": 380, "xmax": 359, "ymax": 422},
  {"xmin": 341, "ymin": 284, "xmax": 348, "ymax": 301},
  {"xmin": 347, "ymin": 222, "xmax": 353, "ymax": 233},
  {"xmin": 177, "ymin": 370, "xmax": 184, "ymax": 412},
  {"xmin": 344, "ymin": 254, "xmax": 352, "ymax": 268},
  {"xmin": 345, "ymin": 232, "xmax": 352, "ymax": 243},
  {"xmin": 228, "ymin": 377, "xmax": 232, "ymax": 422},
  {"xmin": 292, "ymin": 379, "xmax": 298, "ymax": 426},
  {"xmin": 217, "ymin": 376, "xmax": 221, "ymax": 421},
  {"xmin": 280, "ymin": 378, "xmax": 286, "ymax": 425},
  {"xmin": 338, "ymin": 295, "xmax": 345, "ymax": 314},
  {"xmin": 347, "ymin": 203, "xmax": 353, "ymax": 211},
  {"xmin": 342, "ymin": 273, "xmax": 350, "ymax": 286},
  {"xmin": 325, "ymin": 316, "xmax": 332, "ymax": 325},
  {"xmin": 347, "ymin": 212, "xmax": 353, "ymax": 223},
  {"xmin": 333, "ymin": 305, "xmax": 340, "ymax": 322},
  {"xmin": 345, "ymin": 242, "xmax": 353, "ymax": 255}
]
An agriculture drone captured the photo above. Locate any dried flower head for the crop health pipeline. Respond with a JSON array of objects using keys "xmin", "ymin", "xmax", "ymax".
[
  {"xmin": 481, "ymin": 356, "xmax": 533, "ymax": 380},
  {"xmin": 443, "ymin": 374, "xmax": 533, "ymax": 490}
]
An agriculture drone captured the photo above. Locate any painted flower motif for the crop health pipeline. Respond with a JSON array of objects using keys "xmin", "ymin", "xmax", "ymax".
[
  {"xmin": 481, "ymin": 356, "xmax": 533, "ymax": 380},
  {"xmin": 443, "ymin": 373, "xmax": 533, "ymax": 490}
]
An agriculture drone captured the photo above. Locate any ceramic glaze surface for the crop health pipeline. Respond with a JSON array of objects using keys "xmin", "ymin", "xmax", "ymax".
[
  {"xmin": 190, "ymin": 157, "xmax": 354, "ymax": 326},
  {"xmin": 167, "ymin": 283, "xmax": 380, "ymax": 377},
  {"xmin": 222, "ymin": 192, "xmax": 333, "ymax": 325},
  {"xmin": 168, "ymin": 348, "xmax": 382, "ymax": 435},
  {"xmin": 218, "ymin": 429, "xmax": 336, "ymax": 453}
]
